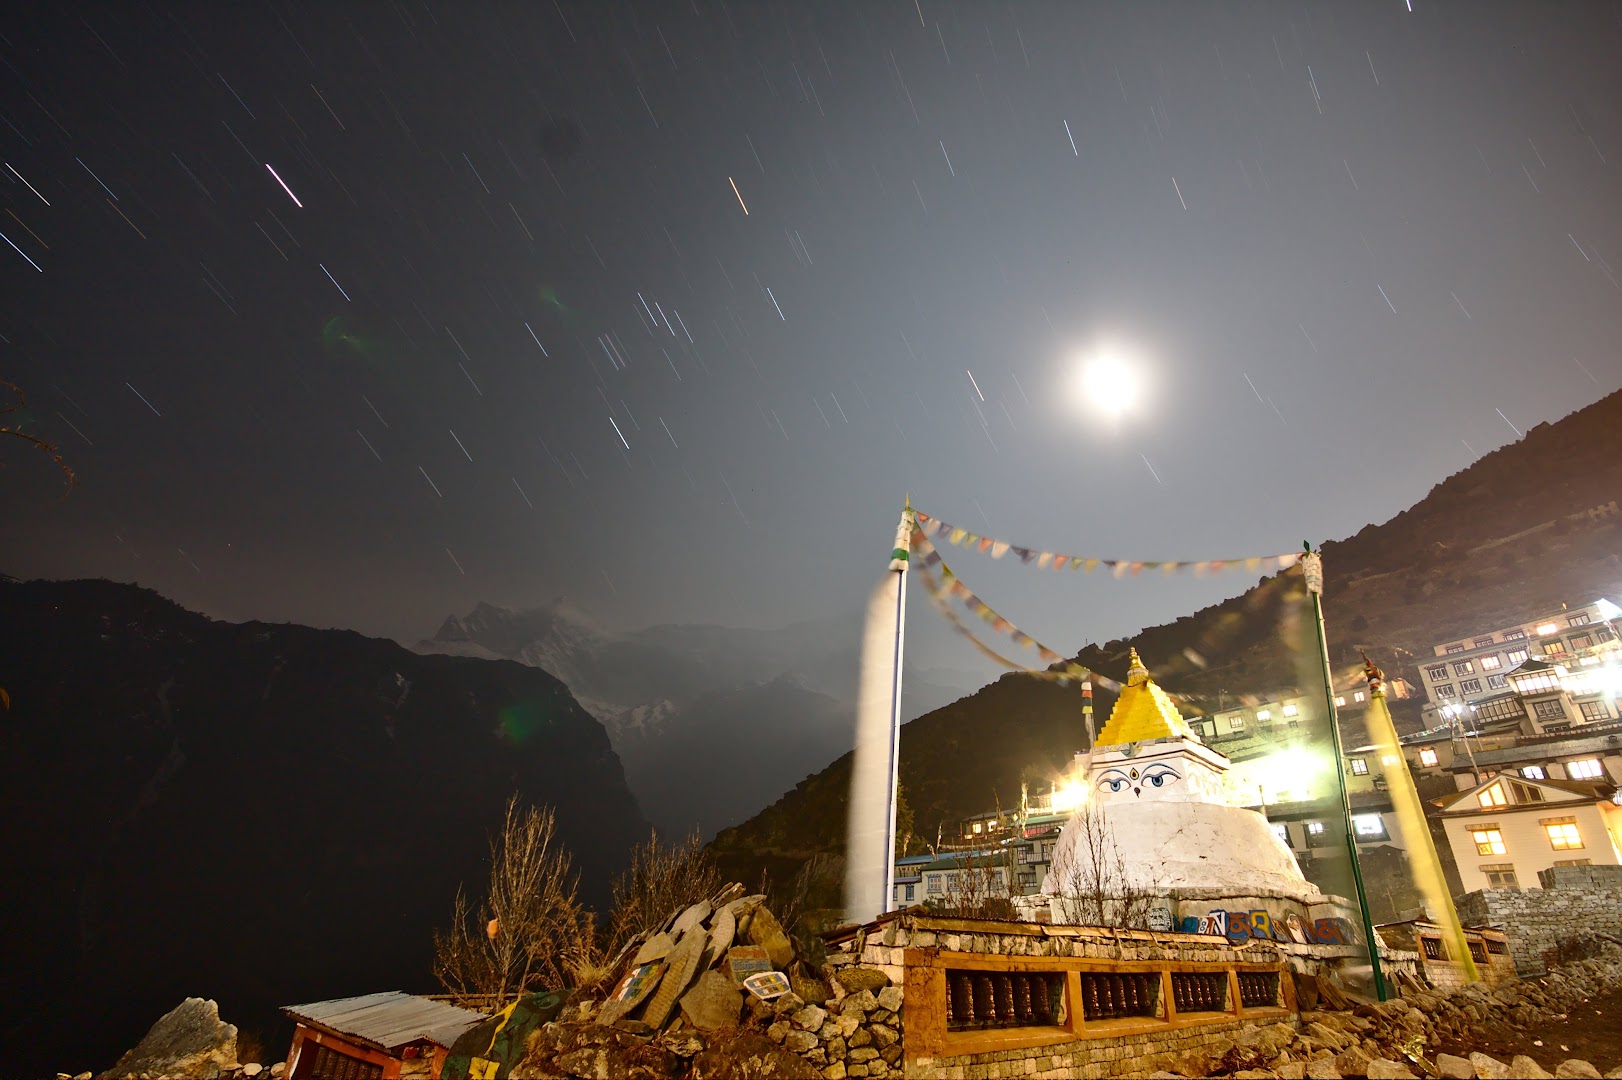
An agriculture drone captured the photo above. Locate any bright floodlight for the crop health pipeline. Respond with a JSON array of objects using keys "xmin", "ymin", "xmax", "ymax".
[{"xmin": 1076, "ymin": 351, "xmax": 1141, "ymax": 417}]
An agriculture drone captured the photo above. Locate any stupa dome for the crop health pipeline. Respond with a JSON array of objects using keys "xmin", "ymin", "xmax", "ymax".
[{"xmin": 1043, "ymin": 651, "xmax": 1323, "ymax": 905}]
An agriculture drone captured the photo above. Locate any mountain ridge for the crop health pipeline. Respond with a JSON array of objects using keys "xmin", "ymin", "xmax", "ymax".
[
  {"xmin": 0, "ymin": 577, "xmax": 648, "ymax": 1078},
  {"xmin": 710, "ymin": 388, "xmax": 1622, "ymax": 880}
]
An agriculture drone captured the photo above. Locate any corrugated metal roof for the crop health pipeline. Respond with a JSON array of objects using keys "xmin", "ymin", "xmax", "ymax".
[{"xmin": 283, "ymin": 992, "xmax": 488, "ymax": 1053}]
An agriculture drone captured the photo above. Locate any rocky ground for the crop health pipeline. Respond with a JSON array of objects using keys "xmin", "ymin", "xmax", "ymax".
[
  {"xmin": 73, "ymin": 940, "xmax": 1622, "ymax": 1079},
  {"xmin": 1193, "ymin": 944, "xmax": 1622, "ymax": 1080}
]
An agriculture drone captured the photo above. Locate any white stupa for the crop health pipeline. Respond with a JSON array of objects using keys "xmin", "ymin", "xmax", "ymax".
[{"xmin": 1043, "ymin": 649, "xmax": 1323, "ymax": 905}]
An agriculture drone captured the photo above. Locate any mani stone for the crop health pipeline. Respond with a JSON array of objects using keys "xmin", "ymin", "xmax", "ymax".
[
  {"xmin": 672, "ymin": 900, "xmax": 712, "ymax": 936},
  {"xmin": 834, "ymin": 968, "xmax": 889, "ymax": 995},
  {"xmin": 747, "ymin": 905, "xmax": 794, "ymax": 969},
  {"xmin": 642, "ymin": 928, "xmax": 708, "ymax": 1030},
  {"xmin": 725, "ymin": 945, "xmax": 774, "ymax": 986},
  {"xmin": 635, "ymin": 932, "xmax": 676, "ymax": 966},
  {"xmin": 708, "ymin": 905, "xmax": 737, "ymax": 958},
  {"xmin": 678, "ymin": 970, "xmax": 743, "ymax": 1032},
  {"xmin": 597, "ymin": 961, "xmax": 667, "ymax": 1027}
]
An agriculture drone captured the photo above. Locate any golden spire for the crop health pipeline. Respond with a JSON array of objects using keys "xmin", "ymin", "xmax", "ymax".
[
  {"xmin": 1126, "ymin": 647, "xmax": 1149, "ymax": 687},
  {"xmin": 1093, "ymin": 649, "xmax": 1199, "ymax": 748}
]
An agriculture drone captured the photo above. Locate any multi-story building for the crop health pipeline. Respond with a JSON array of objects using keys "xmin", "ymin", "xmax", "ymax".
[
  {"xmin": 1417, "ymin": 599, "xmax": 1620, "ymax": 724},
  {"xmin": 1433, "ymin": 771, "xmax": 1622, "ymax": 892}
]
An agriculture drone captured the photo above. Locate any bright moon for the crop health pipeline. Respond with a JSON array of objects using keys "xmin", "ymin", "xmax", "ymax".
[{"xmin": 1077, "ymin": 352, "xmax": 1142, "ymax": 416}]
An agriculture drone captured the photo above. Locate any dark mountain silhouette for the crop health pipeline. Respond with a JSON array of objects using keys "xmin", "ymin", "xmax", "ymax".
[
  {"xmin": 711, "ymin": 389, "xmax": 1622, "ymax": 884},
  {"xmin": 0, "ymin": 577, "xmax": 646, "ymax": 1078}
]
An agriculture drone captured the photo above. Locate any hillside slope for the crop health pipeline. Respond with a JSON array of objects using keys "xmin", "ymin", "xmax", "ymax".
[
  {"xmin": 712, "ymin": 389, "xmax": 1622, "ymax": 876},
  {"xmin": 0, "ymin": 578, "xmax": 647, "ymax": 1078}
]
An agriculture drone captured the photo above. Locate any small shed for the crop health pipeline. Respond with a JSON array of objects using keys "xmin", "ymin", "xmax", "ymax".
[{"xmin": 281, "ymin": 992, "xmax": 489, "ymax": 1079}]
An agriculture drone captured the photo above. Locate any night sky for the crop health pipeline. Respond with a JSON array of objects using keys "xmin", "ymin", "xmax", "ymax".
[{"xmin": 3, "ymin": 2, "xmax": 1619, "ymax": 667}]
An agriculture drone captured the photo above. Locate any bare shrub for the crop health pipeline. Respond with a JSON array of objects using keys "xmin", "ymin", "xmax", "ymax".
[
  {"xmin": 1050, "ymin": 799, "xmax": 1158, "ymax": 929},
  {"xmin": 433, "ymin": 797, "xmax": 596, "ymax": 1007},
  {"xmin": 603, "ymin": 828, "xmax": 723, "ymax": 957}
]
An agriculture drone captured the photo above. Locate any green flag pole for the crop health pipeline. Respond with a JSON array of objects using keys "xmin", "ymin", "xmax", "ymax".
[{"xmin": 1302, "ymin": 542, "xmax": 1387, "ymax": 1002}]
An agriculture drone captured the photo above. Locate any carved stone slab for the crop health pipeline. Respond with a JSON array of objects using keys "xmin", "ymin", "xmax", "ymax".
[{"xmin": 641, "ymin": 926, "xmax": 707, "ymax": 1030}]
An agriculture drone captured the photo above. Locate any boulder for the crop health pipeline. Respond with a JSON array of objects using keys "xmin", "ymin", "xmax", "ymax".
[
  {"xmin": 1304, "ymin": 1062, "xmax": 1342, "ymax": 1080},
  {"xmin": 1555, "ymin": 1063, "xmax": 1602, "ymax": 1080},
  {"xmin": 101, "ymin": 998, "xmax": 238, "ymax": 1080},
  {"xmin": 833, "ymin": 968, "xmax": 889, "ymax": 996},
  {"xmin": 792, "ymin": 1004, "xmax": 827, "ymax": 1032},
  {"xmin": 1435, "ymin": 1053, "xmax": 1474, "ymax": 1079},
  {"xmin": 1276, "ymin": 1065, "xmax": 1307, "ymax": 1080},
  {"xmin": 1365, "ymin": 1059, "xmax": 1416, "ymax": 1079},
  {"xmin": 1469, "ymin": 1053, "xmax": 1511, "ymax": 1080},
  {"xmin": 242, "ymin": 1066, "xmax": 262, "ymax": 1078},
  {"xmin": 784, "ymin": 1030, "xmax": 818, "ymax": 1054},
  {"xmin": 680, "ymin": 971, "xmax": 744, "ymax": 1032},
  {"xmin": 1508, "ymin": 1057, "xmax": 1555, "ymax": 1080}
]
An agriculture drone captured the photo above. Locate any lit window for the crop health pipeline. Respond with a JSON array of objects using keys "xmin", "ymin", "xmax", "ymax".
[
  {"xmin": 1544, "ymin": 822, "xmax": 1583, "ymax": 851},
  {"xmin": 1481, "ymin": 655, "xmax": 1501, "ymax": 670},
  {"xmin": 1453, "ymin": 661, "xmax": 1475, "ymax": 676},
  {"xmin": 1271, "ymin": 823, "xmax": 1289, "ymax": 844},
  {"xmin": 1334, "ymin": 695, "xmax": 1346, "ymax": 707},
  {"xmin": 1282, "ymin": 704, "xmax": 1299, "ymax": 717},
  {"xmin": 1507, "ymin": 649, "xmax": 1529, "ymax": 663},
  {"xmin": 1353, "ymin": 814, "xmax": 1386, "ymax": 837},
  {"xmin": 1471, "ymin": 828, "xmax": 1507, "ymax": 856},
  {"xmin": 1521, "ymin": 765, "xmax": 1546, "ymax": 780},
  {"xmin": 1570, "ymin": 634, "xmax": 1593, "ymax": 650},
  {"xmin": 1418, "ymin": 748, "xmax": 1440, "ymax": 768},
  {"xmin": 1349, "ymin": 757, "xmax": 1369, "ymax": 775},
  {"xmin": 1306, "ymin": 821, "xmax": 1325, "ymax": 835},
  {"xmin": 1256, "ymin": 709, "xmax": 1272, "ymax": 722},
  {"xmin": 1543, "ymin": 641, "xmax": 1567, "ymax": 656},
  {"xmin": 1228, "ymin": 714, "xmax": 1245, "ymax": 731},
  {"xmin": 1354, "ymin": 691, "xmax": 1366, "ymax": 703},
  {"xmin": 1478, "ymin": 783, "xmax": 1507, "ymax": 808},
  {"xmin": 973, "ymin": 822, "xmax": 983, "ymax": 834},
  {"xmin": 1537, "ymin": 623, "xmax": 1559, "ymax": 636},
  {"xmin": 1567, "ymin": 759, "xmax": 1604, "ymax": 780}
]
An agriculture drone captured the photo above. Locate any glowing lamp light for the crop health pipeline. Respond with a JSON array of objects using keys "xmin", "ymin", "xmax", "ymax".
[
  {"xmin": 1049, "ymin": 779, "xmax": 1088, "ymax": 814},
  {"xmin": 1537, "ymin": 623, "xmax": 1559, "ymax": 636}
]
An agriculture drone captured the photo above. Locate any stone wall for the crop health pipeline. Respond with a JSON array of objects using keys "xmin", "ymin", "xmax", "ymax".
[{"xmin": 1454, "ymin": 864, "xmax": 1622, "ymax": 975}]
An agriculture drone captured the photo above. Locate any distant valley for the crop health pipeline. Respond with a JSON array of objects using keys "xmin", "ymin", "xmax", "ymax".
[{"xmin": 416, "ymin": 599, "xmax": 984, "ymax": 838}]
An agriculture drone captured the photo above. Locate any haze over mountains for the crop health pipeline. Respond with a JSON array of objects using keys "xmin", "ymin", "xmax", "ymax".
[{"xmin": 416, "ymin": 599, "xmax": 987, "ymax": 838}]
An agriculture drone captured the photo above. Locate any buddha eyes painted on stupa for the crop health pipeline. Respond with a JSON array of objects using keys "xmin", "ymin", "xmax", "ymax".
[{"xmin": 1095, "ymin": 763, "xmax": 1182, "ymax": 797}]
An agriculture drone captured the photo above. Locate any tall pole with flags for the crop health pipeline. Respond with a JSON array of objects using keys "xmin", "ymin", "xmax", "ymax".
[
  {"xmin": 847, "ymin": 501, "xmax": 915, "ymax": 923},
  {"xmin": 882, "ymin": 500, "xmax": 914, "ymax": 912},
  {"xmin": 1302, "ymin": 542, "xmax": 1387, "ymax": 1001}
]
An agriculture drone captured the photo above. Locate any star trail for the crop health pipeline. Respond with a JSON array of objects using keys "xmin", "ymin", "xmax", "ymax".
[{"xmin": 1, "ymin": 1, "xmax": 1618, "ymax": 654}]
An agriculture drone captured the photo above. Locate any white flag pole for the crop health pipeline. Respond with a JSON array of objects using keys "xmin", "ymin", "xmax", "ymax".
[{"xmin": 881, "ymin": 502, "xmax": 913, "ymax": 911}]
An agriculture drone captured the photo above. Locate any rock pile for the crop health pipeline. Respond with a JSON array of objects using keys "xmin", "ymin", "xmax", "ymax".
[
  {"xmin": 514, "ymin": 883, "xmax": 902, "ymax": 1079},
  {"xmin": 1187, "ymin": 944, "xmax": 1622, "ymax": 1080}
]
